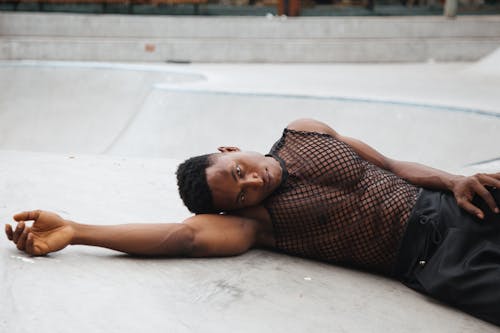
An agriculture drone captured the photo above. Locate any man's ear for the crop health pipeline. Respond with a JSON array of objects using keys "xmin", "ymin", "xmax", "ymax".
[{"xmin": 218, "ymin": 146, "xmax": 241, "ymax": 153}]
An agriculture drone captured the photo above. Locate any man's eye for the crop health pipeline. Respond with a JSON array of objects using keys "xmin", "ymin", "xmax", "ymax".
[
  {"xmin": 240, "ymin": 193, "xmax": 246, "ymax": 203},
  {"xmin": 236, "ymin": 165, "xmax": 242, "ymax": 177}
]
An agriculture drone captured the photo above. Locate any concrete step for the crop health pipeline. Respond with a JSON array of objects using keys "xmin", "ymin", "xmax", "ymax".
[
  {"xmin": 1, "ymin": 13, "xmax": 500, "ymax": 62},
  {"xmin": 3, "ymin": 13, "xmax": 500, "ymax": 38},
  {"xmin": 2, "ymin": 35, "xmax": 499, "ymax": 62}
]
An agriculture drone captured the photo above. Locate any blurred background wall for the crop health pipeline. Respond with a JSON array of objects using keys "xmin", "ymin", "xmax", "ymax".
[{"xmin": 1, "ymin": 13, "xmax": 500, "ymax": 62}]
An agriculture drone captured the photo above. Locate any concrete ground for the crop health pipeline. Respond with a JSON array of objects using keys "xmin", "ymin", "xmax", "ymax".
[{"xmin": 1, "ymin": 51, "xmax": 500, "ymax": 332}]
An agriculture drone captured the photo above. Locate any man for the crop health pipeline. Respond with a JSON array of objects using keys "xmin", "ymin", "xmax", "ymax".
[{"xmin": 5, "ymin": 118, "xmax": 500, "ymax": 326}]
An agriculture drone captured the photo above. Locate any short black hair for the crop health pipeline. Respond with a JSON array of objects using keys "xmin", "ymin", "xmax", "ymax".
[{"xmin": 176, "ymin": 154, "xmax": 218, "ymax": 214}]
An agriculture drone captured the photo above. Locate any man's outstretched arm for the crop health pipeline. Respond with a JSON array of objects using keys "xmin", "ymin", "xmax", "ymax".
[{"xmin": 5, "ymin": 210, "xmax": 259, "ymax": 257}]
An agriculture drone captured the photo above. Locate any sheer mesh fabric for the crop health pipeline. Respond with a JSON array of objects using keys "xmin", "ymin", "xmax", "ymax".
[{"xmin": 264, "ymin": 129, "xmax": 420, "ymax": 275}]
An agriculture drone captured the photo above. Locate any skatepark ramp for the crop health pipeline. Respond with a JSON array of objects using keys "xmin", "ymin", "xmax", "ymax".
[{"xmin": 1, "ymin": 61, "xmax": 500, "ymax": 171}]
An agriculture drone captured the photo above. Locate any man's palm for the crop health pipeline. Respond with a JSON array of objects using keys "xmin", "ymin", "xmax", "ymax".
[{"xmin": 5, "ymin": 210, "xmax": 74, "ymax": 256}]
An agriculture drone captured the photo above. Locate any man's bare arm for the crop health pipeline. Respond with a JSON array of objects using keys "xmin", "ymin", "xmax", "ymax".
[
  {"xmin": 5, "ymin": 210, "xmax": 259, "ymax": 257},
  {"xmin": 287, "ymin": 118, "xmax": 500, "ymax": 219}
]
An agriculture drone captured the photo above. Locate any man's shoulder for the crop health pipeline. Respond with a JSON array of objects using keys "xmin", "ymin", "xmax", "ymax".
[
  {"xmin": 285, "ymin": 118, "xmax": 338, "ymax": 137},
  {"xmin": 227, "ymin": 205, "xmax": 276, "ymax": 248}
]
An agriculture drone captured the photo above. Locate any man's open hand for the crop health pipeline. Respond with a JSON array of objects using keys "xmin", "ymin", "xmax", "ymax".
[
  {"xmin": 5, "ymin": 210, "xmax": 74, "ymax": 256},
  {"xmin": 451, "ymin": 173, "xmax": 500, "ymax": 219}
]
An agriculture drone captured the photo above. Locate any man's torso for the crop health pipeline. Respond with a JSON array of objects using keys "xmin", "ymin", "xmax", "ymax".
[{"xmin": 235, "ymin": 128, "xmax": 419, "ymax": 274}]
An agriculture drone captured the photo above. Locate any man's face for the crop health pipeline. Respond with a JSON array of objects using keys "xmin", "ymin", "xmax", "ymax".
[{"xmin": 206, "ymin": 148, "xmax": 283, "ymax": 211}]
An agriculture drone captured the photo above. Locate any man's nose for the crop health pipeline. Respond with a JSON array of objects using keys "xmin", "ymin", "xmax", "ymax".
[{"xmin": 243, "ymin": 172, "xmax": 263, "ymax": 187}]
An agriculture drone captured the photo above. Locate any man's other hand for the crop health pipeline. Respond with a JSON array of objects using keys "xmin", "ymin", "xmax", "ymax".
[
  {"xmin": 5, "ymin": 210, "xmax": 74, "ymax": 256},
  {"xmin": 451, "ymin": 173, "xmax": 500, "ymax": 219}
]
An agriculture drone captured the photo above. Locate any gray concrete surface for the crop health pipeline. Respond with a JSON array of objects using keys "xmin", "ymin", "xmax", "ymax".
[
  {"xmin": 1, "ymin": 52, "xmax": 500, "ymax": 332},
  {"xmin": 2, "ymin": 13, "xmax": 500, "ymax": 62}
]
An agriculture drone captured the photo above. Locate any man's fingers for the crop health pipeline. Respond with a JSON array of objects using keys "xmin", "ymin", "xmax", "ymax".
[
  {"xmin": 478, "ymin": 190, "xmax": 499, "ymax": 214},
  {"xmin": 5, "ymin": 224, "xmax": 13, "ymax": 241},
  {"xmin": 478, "ymin": 174, "xmax": 500, "ymax": 191},
  {"xmin": 16, "ymin": 228, "xmax": 30, "ymax": 251},
  {"xmin": 458, "ymin": 199, "xmax": 484, "ymax": 219},
  {"xmin": 474, "ymin": 179, "xmax": 500, "ymax": 213},
  {"xmin": 12, "ymin": 221, "xmax": 25, "ymax": 243},
  {"xmin": 13, "ymin": 210, "xmax": 41, "ymax": 222},
  {"xmin": 26, "ymin": 233, "xmax": 41, "ymax": 256},
  {"xmin": 487, "ymin": 172, "xmax": 500, "ymax": 180}
]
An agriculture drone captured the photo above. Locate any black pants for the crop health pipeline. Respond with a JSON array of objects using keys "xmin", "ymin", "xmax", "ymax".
[{"xmin": 393, "ymin": 188, "xmax": 500, "ymax": 326}]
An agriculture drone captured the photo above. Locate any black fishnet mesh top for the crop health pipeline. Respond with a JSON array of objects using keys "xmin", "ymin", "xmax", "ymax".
[{"xmin": 264, "ymin": 129, "xmax": 420, "ymax": 275}]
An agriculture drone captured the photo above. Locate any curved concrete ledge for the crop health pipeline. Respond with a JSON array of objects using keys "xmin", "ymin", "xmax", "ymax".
[{"xmin": 1, "ymin": 60, "xmax": 500, "ymax": 171}]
